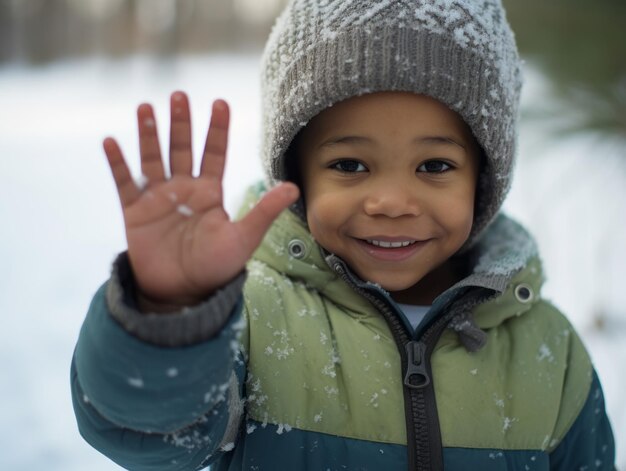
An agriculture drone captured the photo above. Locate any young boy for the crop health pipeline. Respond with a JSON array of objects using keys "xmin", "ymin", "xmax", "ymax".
[{"xmin": 71, "ymin": 1, "xmax": 615, "ymax": 470}]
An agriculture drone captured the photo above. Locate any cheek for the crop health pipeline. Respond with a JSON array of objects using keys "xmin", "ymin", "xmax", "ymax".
[
  {"xmin": 305, "ymin": 191, "xmax": 353, "ymax": 247},
  {"xmin": 434, "ymin": 186, "xmax": 476, "ymax": 242},
  {"xmin": 305, "ymin": 193, "xmax": 338, "ymax": 239}
]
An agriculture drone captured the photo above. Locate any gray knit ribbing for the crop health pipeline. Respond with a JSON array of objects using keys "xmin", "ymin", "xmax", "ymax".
[
  {"xmin": 106, "ymin": 253, "xmax": 246, "ymax": 347},
  {"xmin": 260, "ymin": 0, "xmax": 523, "ymax": 247}
]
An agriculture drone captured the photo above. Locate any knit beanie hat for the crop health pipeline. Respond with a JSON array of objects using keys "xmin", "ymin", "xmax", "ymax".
[{"xmin": 260, "ymin": 0, "xmax": 523, "ymax": 247}]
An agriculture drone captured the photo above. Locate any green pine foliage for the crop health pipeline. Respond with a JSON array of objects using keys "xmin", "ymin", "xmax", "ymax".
[{"xmin": 503, "ymin": 0, "xmax": 625, "ymax": 143}]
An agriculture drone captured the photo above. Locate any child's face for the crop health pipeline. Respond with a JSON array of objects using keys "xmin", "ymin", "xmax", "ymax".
[{"xmin": 298, "ymin": 92, "xmax": 481, "ymax": 304}]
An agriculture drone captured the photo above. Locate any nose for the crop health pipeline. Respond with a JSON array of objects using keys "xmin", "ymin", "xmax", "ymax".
[{"xmin": 363, "ymin": 177, "xmax": 422, "ymax": 218}]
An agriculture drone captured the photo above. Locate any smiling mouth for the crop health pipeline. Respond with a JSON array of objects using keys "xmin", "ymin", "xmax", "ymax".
[
  {"xmin": 356, "ymin": 237, "xmax": 429, "ymax": 262},
  {"xmin": 365, "ymin": 239, "xmax": 418, "ymax": 248}
]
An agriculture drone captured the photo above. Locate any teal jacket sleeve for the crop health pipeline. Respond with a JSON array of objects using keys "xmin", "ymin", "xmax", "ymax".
[
  {"xmin": 71, "ymin": 260, "xmax": 247, "ymax": 470},
  {"xmin": 549, "ymin": 370, "xmax": 615, "ymax": 470}
]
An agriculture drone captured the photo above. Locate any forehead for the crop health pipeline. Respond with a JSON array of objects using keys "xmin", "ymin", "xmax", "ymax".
[{"xmin": 301, "ymin": 92, "xmax": 473, "ymax": 144}]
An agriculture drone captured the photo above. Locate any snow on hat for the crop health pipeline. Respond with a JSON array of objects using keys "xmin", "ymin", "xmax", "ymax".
[{"xmin": 260, "ymin": 0, "xmax": 523, "ymax": 246}]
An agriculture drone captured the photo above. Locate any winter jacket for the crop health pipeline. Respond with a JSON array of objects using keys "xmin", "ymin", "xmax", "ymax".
[{"xmin": 71, "ymin": 184, "xmax": 615, "ymax": 470}]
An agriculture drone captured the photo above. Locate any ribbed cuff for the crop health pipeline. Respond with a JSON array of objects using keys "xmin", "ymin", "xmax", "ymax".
[{"xmin": 106, "ymin": 252, "xmax": 246, "ymax": 348}]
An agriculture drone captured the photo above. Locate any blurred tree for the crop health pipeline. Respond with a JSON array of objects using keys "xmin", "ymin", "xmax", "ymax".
[
  {"xmin": 0, "ymin": 0, "xmax": 289, "ymax": 63},
  {"xmin": 503, "ymin": 0, "xmax": 626, "ymax": 145}
]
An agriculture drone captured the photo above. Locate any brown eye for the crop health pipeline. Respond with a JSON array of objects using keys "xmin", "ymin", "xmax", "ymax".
[
  {"xmin": 418, "ymin": 160, "xmax": 452, "ymax": 173},
  {"xmin": 331, "ymin": 160, "xmax": 367, "ymax": 173}
]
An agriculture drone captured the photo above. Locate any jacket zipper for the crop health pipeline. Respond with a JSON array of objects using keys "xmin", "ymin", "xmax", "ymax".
[{"xmin": 331, "ymin": 262, "xmax": 453, "ymax": 471}]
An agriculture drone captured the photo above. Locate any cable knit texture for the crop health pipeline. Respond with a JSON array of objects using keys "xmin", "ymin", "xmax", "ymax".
[{"xmin": 260, "ymin": 0, "xmax": 523, "ymax": 246}]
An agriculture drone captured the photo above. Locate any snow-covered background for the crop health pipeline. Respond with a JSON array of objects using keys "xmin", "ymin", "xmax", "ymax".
[{"xmin": 0, "ymin": 55, "xmax": 624, "ymax": 469}]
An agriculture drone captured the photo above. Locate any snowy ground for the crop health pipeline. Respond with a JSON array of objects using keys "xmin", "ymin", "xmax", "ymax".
[{"xmin": 0, "ymin": 55, "xmax": 624, "ymax": 469}]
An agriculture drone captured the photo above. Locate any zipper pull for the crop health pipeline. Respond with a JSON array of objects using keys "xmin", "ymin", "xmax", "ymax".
[{"xmin": 404, "ymin": 341, "xmax": 431, "ymax": 389}]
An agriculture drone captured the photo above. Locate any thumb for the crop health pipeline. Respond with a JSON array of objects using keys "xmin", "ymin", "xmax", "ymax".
[{"xmin": 235, "ymin": 182, "xmax": 300, "ymax": 253}]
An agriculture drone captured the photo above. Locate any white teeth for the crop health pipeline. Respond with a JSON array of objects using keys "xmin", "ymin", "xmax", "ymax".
[{"xmin": 366, "ymin": 239, "xmax": 416, "ymax": 248}]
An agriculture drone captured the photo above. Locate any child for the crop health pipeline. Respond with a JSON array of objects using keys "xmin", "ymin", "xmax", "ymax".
[{"xmin": 71, "ymin": 0, "xmax": 615, "ymax": 470}]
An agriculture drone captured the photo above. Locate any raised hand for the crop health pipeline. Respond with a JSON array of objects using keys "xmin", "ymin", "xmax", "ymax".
[{"xmin": 103, "ymin": 91, "xmax": 299, "ymax": 309}]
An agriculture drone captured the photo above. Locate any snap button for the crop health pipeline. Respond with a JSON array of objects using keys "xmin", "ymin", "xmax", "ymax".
[
  {"xmin": 287, "ymin": 239, "xmax": 307, "ymax": 259},
  {"xmin": 514, "ymin": 283, "xmax": 534, "ymax": 304},
  {"xmin": 333, "ymin": 263, "xmax": 345, "ymax": 275}
]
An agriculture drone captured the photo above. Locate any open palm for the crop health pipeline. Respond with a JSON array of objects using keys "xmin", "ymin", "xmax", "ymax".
[{"xmin": 104, "ymin": 92, "xmax": 299, "ymax": 307}]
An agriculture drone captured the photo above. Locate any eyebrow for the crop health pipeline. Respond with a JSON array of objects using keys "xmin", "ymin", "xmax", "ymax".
[
  {"xmin": 319, "ymin": 135, "xmax": 373, "ymax": 148},
  {"xmin": 417, "ymin": 136, "xmax": 466, "ymax": 150},
  {"xmin": 319, "ymin": 135, "xmax": 466, "ymax": 150}
]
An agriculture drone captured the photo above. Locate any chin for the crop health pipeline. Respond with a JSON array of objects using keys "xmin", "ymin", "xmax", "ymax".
[{"xmin": 362, "ymin": 274, "xmax": 422, "ymax": 293}]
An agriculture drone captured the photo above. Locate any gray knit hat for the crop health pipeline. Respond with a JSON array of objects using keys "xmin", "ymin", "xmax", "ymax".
[{"xmin": 260, "ymin": 0, "xmax": 523, "ymax": 247}]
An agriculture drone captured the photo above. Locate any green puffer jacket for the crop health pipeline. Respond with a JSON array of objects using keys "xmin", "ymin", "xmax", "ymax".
[{"xmin": 72, "ymin": 185, "xmax": 615, "ymax": 470}]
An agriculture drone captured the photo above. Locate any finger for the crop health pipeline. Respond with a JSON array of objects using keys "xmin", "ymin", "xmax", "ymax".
[
  {"xmin": 103, "ymin": 137, "xmax": 142, "ymax": 208},
  {"xmin": 235, "ymin": 183, "xmax": 300, "ymax": 253},
  {"xmin": 169, "ymin": 91, "xmax": 193, "ymax": 176},
  {"xmin": 199, "ymin": 99, "xmax": 230, "ymax": 182},
  {"xmin": 137, "ymin": 103, "xmax": 166, "ymax": 183}
]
